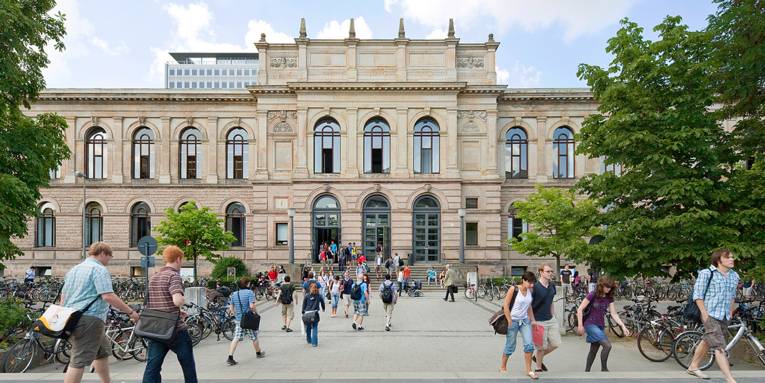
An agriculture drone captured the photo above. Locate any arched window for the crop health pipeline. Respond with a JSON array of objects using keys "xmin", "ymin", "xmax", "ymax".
[
  {"xmin": 180, "ymin": 127, "xmax": 202, "ymax": 179},
  {"xmin": 363, "ymin": 118, "xmax": 390, "ymax": 174},
  {"xmin": 600, "ymin": 157, "xmax": 623, "ymax": 176},
  {"xmin": 313, "ymin": 118, "xmax": 340, "ymax": 174},
  {"xmin": 226, "ymin": 202, "xmax": 246, "ymax": 247},
  {"xmin": 362, "ymin": 195, "xmax": 390, "ymax": 259},
  {"xmin": 414, "ymin": 118, "xmax": 440, "ymax": 174},
  {"xmin": 507, "ymin": 204, "xmax": 528, "ymax": 245},
  {"xmin": 226, "ymin": 128, "xmax": 248, "ymax": 179},
  {"xmin": 312, "ymin": 195, "xmax": 341, "ymax": 262},
  {"xmin": 412, "ymin": 195, "xmax": 440, "ymax": 262},
  {"xmin": 130, "ymin": 202, "xmax": 151, "ymax": 247},
  {"xmin": 35, "ymin": 203, "xmax": 55, "ymax": 247},
  {"xmin": 553, "ymin": 126, "xmax": 575, "ymax": 179},
  {"xmin": 132, "ymin": 127, "xmax": 154, "ymax": 179},
  {"xmin": 505, "ymin": 127, "xmax": 528, "ymax": 179},
  {"xmin": 85, "ymin": 127, "xmax": 107, "ymax": 179},
  {"xmin": 85, "ymin": 202, "xmax": 103, "ymax": 246}
]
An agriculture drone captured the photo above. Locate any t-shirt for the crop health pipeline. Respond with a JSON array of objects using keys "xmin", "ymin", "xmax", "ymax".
[
  {"xmin": 330, "ymin": 243, "xmax": 337, "ymax": 254},
  {"xmin": 303, "ymin": 278, "xmax": 317, "ymax": 292},
  {"xmin": 359, "ymin": 282, "xmax": 368, "ymax": 303},
  {"xmin": 531, "ymin": 281, "xmax": 556, "ymax": 321},
  {"xmin": 510, "ymin": 288, "xmax": 532, "ymax": 321},
  {"xmin": 403, "ymin": 267, "xmax": 411, "ymax": 279},
  {"xmin": 231, "ymin": 289, "xmax": 255, "ymax": 321},
  {"xmin": 560, "ymin": 269, "xmax": 572, "ymax": 284},
  {"xmin": 267, "ymin": 270, "xmax": 277, "ymax": 281},
  {"xmin": 62, "ymin": 258, "xmax": 114, "ymax": 321},
  {"xmin": 583, "ymin": 292, "xmax": 614, "ymax": 327}
]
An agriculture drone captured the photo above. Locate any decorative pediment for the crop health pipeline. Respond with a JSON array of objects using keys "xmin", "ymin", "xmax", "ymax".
[
  {"xmin": 270, "ymin": 57, "xmax": 297, "ymax": 69},
  {"xmin": 268, "ymin": 110, "xmax": 297, "ymax": 134},
  {"xmin": 458, "ymin": 110, "xmax": 487, "ymax": 133}
]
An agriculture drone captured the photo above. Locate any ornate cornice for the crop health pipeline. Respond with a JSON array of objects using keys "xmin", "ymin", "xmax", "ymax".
[
  {"xmin": 37, "ymin": 90, "xmax": 256, "ymax": 103},
  {"xmin": 500, "ymin": 89, "xmax": 594, "ymax": 102},
  {"xmin": 287, "ymin": 82, "xmax": 469, "ymax": 92}
]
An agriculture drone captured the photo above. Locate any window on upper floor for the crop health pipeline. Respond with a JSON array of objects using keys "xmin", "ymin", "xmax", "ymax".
[
  {"xmin": 466, "ymin": 222, "xmax": 478, "ymax": 246},
  {"xmin": 35, "ymin": 203, "xmax": 56, "ymax": 247},
  {"xmin": 179, "ymin": 127, "xmax": 202, "ymax": 179},
  {"xmin": 226, "ymin": 128, "xmax": 248, "ymax": 179},
  {"xmin": 465, "ymin": 198, "xmax": 478, "ymax": 209},
  {"xmin": 505, "ymin": 127, "xmax": 528, "ymax": 179},
  {"xmin": 132, "ymin": 127, "xmax": 154, "ymax": 179},
  {"xmin": 85, "ymin": 127, "xmax": 107, "ymax": 179},
  {"xmin": 313, "ymin": 117, "xmax": 341, "ymax": 174},
  {"xmin": 85, "ymin": 202, "xmax": 103, "ymax": 246},
  {"xmin": 552, "ymin": 126, "xmax": 575, "ymax": 179},
  {"xmin": 414, "ymin": 117, "xmax": 440, "ymax": 174},
  {"xmin": 363, "ymin": 118, "xmax": 390, "ymax": 174},
  {"xmin": 129, "ymin": 202, "xmax": 151, "ymax": 247}
]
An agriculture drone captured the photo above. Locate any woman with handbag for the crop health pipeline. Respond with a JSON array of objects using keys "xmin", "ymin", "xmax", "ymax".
[
  {"xmin": 302, "ymin": 281, "xmax": 326, "ymax": 347},
  {"xmin": 227, "ymin": 278, "xmax": 265, "ymax": 366},
  {"xmin": 499, "ymin": 271, "xmax": 538, "ymax": 380},
  {"xmin": 576, "ymin": 276, "xmax": 630, "ymax": 372}
]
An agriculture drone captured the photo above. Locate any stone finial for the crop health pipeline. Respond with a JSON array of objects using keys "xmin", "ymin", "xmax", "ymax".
[
  {"xmin": 349, "ymin": 18, "xmax": 356, "ymax": 39},
  {"xmin": 299, "ymin": 18, "xmax": 307, "ymax": 38},
  {"xmin": 398, "ymin": 18, "xmax": 406, "ymax": 39},
  {"xmin": 488, "ymin": 33, "xmax": 495, "ymax": 43},
  {"xmin": 259, "ymin": 33, "xmax": 266, "ymax": 42},
  {"xmin": 447, "ymin": 18, "xmax": 455, "ymax": 38}
]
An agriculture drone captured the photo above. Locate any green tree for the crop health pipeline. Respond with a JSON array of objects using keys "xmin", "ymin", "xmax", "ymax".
[
  {"xmin": 509, "ymin": 186, "xmax": 599, "ymax": 273},
  {"xmin": 210, "ymin": 256, "xmax": 248, "ymax": 281},
  {"xmin": 155, "ymin": 201, "xmax": 236, "ymax": 282},
  {"xmin": 1, "ymin": 0, "xmax": 69, "ymax": 264}
]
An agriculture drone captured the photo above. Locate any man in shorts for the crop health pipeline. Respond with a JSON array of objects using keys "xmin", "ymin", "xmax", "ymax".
[
  {"xmin": 227, "ymin": 278, "xmax": 265, "ymax": 366},
  {"xmin": 62, "ymin": 242, "xmax": 139, "ymax": 383},
  {"xmin": 687, "ymin": 249, "xmax": 739, "ymax": 383},
  {"xmin": 341, "ymin": 271, "xmax": 354, "ymax": 318},
  {"xmin": 531, "ymin": 264, "xmax": 561, "ymax": 373},
  {"xmin": 278, "ymin": 275, "xmax": 298, "ymax": 332},
  {"xmin": 351, "ymin": 274, "xmax": 369, "ymax": 331}
]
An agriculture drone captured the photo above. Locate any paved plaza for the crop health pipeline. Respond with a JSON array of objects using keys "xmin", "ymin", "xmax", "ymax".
[{"xmin": 4, "ymin": 292, "xmax": 764, "ymax": 382}]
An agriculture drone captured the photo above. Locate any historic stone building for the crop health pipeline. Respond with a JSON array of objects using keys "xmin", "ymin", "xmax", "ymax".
[{"xmin": 11, "ymin": 20, "xmax": 600, "ymax": 278}]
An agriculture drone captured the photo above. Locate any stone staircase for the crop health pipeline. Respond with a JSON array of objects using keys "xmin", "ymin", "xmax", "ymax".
[{"xmin": 307, "ymin": 263, "xmax": 447, "ymax": 291}]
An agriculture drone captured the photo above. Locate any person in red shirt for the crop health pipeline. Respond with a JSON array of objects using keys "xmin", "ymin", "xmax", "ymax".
[
  {"xmin": 267, "ymin": 265, "xmax": 278, "ymax": 282},
  {"xmin": 358, "ymin": 254, "xmax": 367, "ymax": 265},
  {"xmin": 403, "ymin": 265, "xmax": 412, "ymax": 293}
]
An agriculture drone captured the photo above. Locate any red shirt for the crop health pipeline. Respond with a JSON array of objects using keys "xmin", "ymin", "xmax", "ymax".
[
  {"xmin": 268, "ymin": 270, "xmax": 277, "ymax": 281},
  {"xmin": 358, "ymin": 255, "xmax": 366, "ymax": 264},
  {"xmin": 403, "ymin": 267, "xmax": 411, "ymax": 279}
]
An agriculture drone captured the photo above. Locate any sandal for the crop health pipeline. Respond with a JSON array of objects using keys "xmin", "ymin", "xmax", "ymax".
[{"xmin": 528, "ymin": 371, "xmax": 539, "ymax": 380}]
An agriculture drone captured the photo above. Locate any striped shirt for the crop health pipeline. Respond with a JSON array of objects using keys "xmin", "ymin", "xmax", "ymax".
[
  {"xmin": 693, "ymin": 266, "xmax": 739, "ymax": 321},
  {"xmin": 62, "ymin": 258, "xmax": 113, "ymax": 321},
  {"xmin": 147, "ymin": 266, "xmax": 186, "ymax": 330}
]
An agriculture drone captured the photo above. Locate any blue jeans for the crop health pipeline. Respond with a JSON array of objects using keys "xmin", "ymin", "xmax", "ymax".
[
  {"xmin": 504, "ymin": 318, "xmax": 534, "ymax": 356},
  {"xmin": 142, "ymin": 329, "xmax": 198, "ymax": 383},
  {"xmin": 305, "ymin": 321, "xmax": 318, "ymax": 346}
]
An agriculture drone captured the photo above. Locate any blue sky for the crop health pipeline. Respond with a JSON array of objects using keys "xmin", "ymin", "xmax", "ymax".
[{"xmin": 45, "ymin": 0, "xmax": 718, "ymax": 89}]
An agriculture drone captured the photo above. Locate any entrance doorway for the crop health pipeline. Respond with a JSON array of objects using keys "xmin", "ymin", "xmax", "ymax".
[
  {"xmin": 312, "ymin": 195, "xmax": 341, "ymax": 263},
  {"xmin": 412, "ymin": 195, "xmax": 440, "ymax": 263},
  {"xmin": 362, "ymin": 195, "xmax": 391, "ymax": 260}
]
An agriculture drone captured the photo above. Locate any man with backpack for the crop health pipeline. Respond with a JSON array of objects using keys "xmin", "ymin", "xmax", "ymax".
[
  {"xmin": 379, "ymin": 274, "xmax": 398, "ymax": 331},
  {"xmin": 341, "ymin": 272, "xmax": 354, "ymax": 318},
  {"xmin": 350, "ymin": 274, "xmax": 369, "ymax": 331},
  {"xmin": 278, "ymin": 275, "xmax": 298, "ymax": 332}
]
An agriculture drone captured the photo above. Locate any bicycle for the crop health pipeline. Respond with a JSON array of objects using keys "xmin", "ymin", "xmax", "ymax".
[
  {"xmin": 104, "ymin": 309, "xmax": 147, "ymax": 362},
  {"xmin": 463, "ymin": 282, "xmax": 478, "ymax": 301},
  {"xmin": 2, "ymin": 322, "xmax": 70, "ymax": 373}
]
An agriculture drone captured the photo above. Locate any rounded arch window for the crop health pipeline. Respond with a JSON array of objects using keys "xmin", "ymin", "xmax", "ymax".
[
  {"xmin": 85, "ymin": 127, "xmax": 107, "ymax": 179},
  {"xmin": 225, "ymin": 202, "xmax": 246, "ymax": 247},
  {"xmin": 35, "ymin": 203, "xmax": 56, "ymax": 247},
  {"xmin": 553, "ymin": 126, "xmax": 575, "ymax": 179},
  {"xmin": 132, "ymin": 127, "xmax": 154, "ymax": 179},
  {"xmin": 363, "ymin": 118, "xmax": 390, "ymax": 173},
  {"xmin": 130, "ymin": 202, "xmax": 151, "ymax": 247},
  {"xmin": 414, "ymin": 118, "xmax": 440, "ymax": 174},
  {"xmin": 85, "ymin": 202, "xmax": 103, "ymax": 246},
  {"xmin": 313, "ymin": 118, "xmax": 341, "ymax": 174},
  {"xmin": 505, "ymin": 127, "xmax": 528, "ymax": 179},
  {"xmin": 180, "ymin": 127, "xmax": 202, "ymax": 179},
  {"xmin": 226, "ymin": 128, "xmax": 248, "ymax": 179}
]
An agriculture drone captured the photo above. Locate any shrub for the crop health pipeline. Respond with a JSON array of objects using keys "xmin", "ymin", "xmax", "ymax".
[
  {"xmin": 211, "ymin": 256, "xmax": 248, "ymax": 281},
  {"xmin": 0, "ymin": 299, "xmax": 30, "ymax": 349}
]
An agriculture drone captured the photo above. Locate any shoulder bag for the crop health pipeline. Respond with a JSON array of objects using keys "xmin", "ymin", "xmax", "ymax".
[
  {"xmin": 34, "ymin": 271, "xmax": 99, "ymax": 340},
  {"xmin": 134, "ymin": 273, "xmax": 180, "ymax": 344},
  {"xmin": 683, "ymin": 268, "xmax": 716, "ymax": 324},
  {"xmin": 489, "ymin": 287, "xmax": 518, "ymax": 335},
  {"xmin": 237, "ymin": 291, "xmax": 261, "ymax": 331}
]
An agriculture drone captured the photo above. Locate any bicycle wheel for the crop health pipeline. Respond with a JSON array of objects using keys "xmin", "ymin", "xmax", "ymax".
[
  {"xmin": 567, "ymin": 311, "xmax": 578, "ymax": 332},
  {"xmin": 221, "ymin": 318, "xmax": 235, "ymax": 341},
  {"xmin": 464, "ymin": 287, "xmax": 475, "ymax": 300},
  {"xmin": 54, "ymin": 339, "xmax": 72, "ymax": 365},
  {"xmin": 477, "ymin": 286, "xmax": 487, "ymax": 299},
  {"xmin": 608, "ymin": 315, "xmax": 625, "ymax": 338},
  {"xmin": 131, "ymin": 336, "xmax": 148, "ymax": 362},
  {"xmin": 3, "ymin": 338, "xmax": 36, "ymax": 373},
  {"xmin": 111, "ymin": 330, "xmax": 133, "ymax": 360},
  {"xmin": 637, "ymin": 325, "xmax": 671, "ymax": 362},
  {"xmin": 673, "ymin": 331, "xmax": 713, "ymax": 370},
  {"xmin": 186, "ymin": 319, "xmax": 204, "ymax": 347}
]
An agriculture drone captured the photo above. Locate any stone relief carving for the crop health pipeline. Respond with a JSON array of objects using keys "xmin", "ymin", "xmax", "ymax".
[
  {"xmin": 273, "ymin": 121, "xmax": 293, "ymax": 133},
  {"xmin": 270, "ymin": 57, "xmax": 297, "ymax": 68},
  {"xmin": 458, "ymin": 110, "xmax": 487, "ymax": 133},
  {"xmin": 456, "ymin": 57, "xmax": 485, "ymax": 69},
  {"xmin": 268, "ymin": 110, "xmax": 297, "ymax": 133}
]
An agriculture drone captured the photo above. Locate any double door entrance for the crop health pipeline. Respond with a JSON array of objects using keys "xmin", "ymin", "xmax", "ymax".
[{"xmin": 363, "ymin": 212, "xmax": 390, "ymax": 260}]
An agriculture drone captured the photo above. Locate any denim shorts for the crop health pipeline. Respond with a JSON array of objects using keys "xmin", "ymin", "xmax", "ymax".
[
  {"xmin": 504, "ymin": 318, "xmax": 534, "ymax": 355},
  {"xmin": 585, "ymin": 324, "xmax": 607, "ymax": 343}
]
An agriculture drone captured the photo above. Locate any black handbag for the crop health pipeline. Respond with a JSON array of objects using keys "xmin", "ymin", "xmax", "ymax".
[
  {"xmin": 302, "ymin": 310, "xmax": 318, "ymax": 325},
  {"xmin": 684, "ymin": 268, "xmax": 716, "ymax": 324},
  {"xmin": 237, "ymin": 291, "xmax": 261, "ymax": 331},
  {"xmin": 134, "ymin": 276, "xmax": 179, "ymax": 344}
]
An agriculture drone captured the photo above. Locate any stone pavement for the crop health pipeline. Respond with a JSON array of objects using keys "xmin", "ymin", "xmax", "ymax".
[{"xmin": 7, "ymin": 291, "xmax": 764, "ymax": 382}]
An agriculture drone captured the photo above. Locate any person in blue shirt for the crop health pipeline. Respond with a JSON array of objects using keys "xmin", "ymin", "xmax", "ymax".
[
  {"xmin": 329, "ymin": 241, "xmax": 338, "ymax": 262},
  {"xmin": 227, "ymin": 278, "xmax": 265, "ymax": 366},
  {"xmin": 351, "ymin": 275, "xmax": 369, "ymax": 331},
  {"xmin": 427, "ymin": 266, "xmax": 437, "ymax": 286}
]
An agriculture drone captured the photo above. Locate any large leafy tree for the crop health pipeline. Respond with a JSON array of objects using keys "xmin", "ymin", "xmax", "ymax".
[
  {"xmin": 509, "ymin": 186, "xmax": 599, "ymax": 273},
  {"xmin": 1, "ymin": 0, "xmax": 69, "ymax": 264},
  {"xmin": 155, "ymin": 201, "xmax": 237, "ymax": 281}
]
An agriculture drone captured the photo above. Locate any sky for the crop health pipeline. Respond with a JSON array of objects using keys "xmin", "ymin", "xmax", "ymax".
[{"xmin": 44, "ymin": 0, "xmax": 719, "ymax": 89}]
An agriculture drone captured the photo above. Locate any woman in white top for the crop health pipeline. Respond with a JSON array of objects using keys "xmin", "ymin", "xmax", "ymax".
[
  {"xmin": 500, "ymin": 271, "xmax": 538, "ymax": 380},
  {"xmin": 318, "ymin": 268, "xmax": 330, "ymax": 299}
]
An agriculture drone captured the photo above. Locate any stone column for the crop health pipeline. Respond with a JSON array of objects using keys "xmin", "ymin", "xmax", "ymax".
[
  {"xmin": 536, "ymin": 117, "xmax": 548, "ymax": 182},
  {"xmin": 345, "ymin": 108, "xmax": 359, "ymax": 176},
  {"xmin": 159, "ymin": 117, "xmax": 171, "ymax": 184},
  {"xmin": 248, "ymin": 118, "xmax": 257, "ymax": 179},
  {"xmin": 395, "ymin": 39, "xmax": 408, "ymax": 81},
  {"xmin": 446, "ymin": 108, "xmax": 459, "ymax": 177},
  {"xmin": 111, "ymin": 117, "xmax": 123, "ymax": 184},
  {"xmin": 255, "ymin": 111, "xmax": 269, "ymax": 179},
  {"xmin": 486, "ymin": 110, "xmax": 498, "ymax": 177},
  {"xmin": 394, "ymin": 107, "xmax": 409, "ymax": 177},
  {"xmin": 295, "ymin": 108, "xmax": 309, "ymax": 177},
  {"xmin": 345, "ymin": 40, "xmax": 358, "ymax": 81},
  {"xmin": 255, "ymin": 38, "xmax": 268, "ymax": 84},
  {"xmin": 63, "ymin": 116, "xmax": 77, "ymax": 183},
  {"xmin": 206, "ymin": 117, "xmax": 218, "ymax": 183}
]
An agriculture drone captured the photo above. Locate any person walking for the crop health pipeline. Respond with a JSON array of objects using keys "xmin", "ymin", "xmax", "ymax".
[
  {"xmin": 560, "ymin": 264, "xmax": 572, "ymax": 300},
  {"xmin": 397, "ymin": 267, "xmax": 405, "ymax": 297},
  {"xmin": 379, "ymin": 274, "xmax": 398, "ymax": 331},
  {"xmin": 686, "ymin": 249, "xmax": 739, "ymax": 383},
  {"xmin": 375, "ymin": 247, "xmax": 383, "ymax": 279},
  {"xmin": 576, "ymin": 276, "xmax": 629, "ymax": 372},
  {"xmin": 341, "ymin": 271, "xmax": 354, "ymax": 318},
  {"xmin": 301, "ymin": 281, "xmax": 326, "ymax": 347},
  {"xmin": 499, "ymin": 271, "xmax": 538, "ymax": 380},
  {"xmin": 402, "ymin": 265, "xmax": 412, "ymax": 294},
  {"xmin": 61, "ymin": 242, "xmax": 140, "ymax": 383},
  {"xmin": 330, "ymin": 275, "xmax": 342, "ymax": 317},
  {"xmin": 531, "ymin": 264, "xmax": 560, "ymax": 374},
  {"xmin": 227, "ymin": 278, "xmax": 265, "ymax": 366},
  {"xmin": 351, "ymin": 274, "xmax": 369, "ymax": 331},
  {"xmin": 277, "ymin": 276, "xmax": 297, "ymax": 332},
  {"xmin": 443, "ymin": 264, "xmax": 457, "ymax": 302},
  {"xmin": 142, "ymin": 246, "xmax": 198, "ymax": 383}
]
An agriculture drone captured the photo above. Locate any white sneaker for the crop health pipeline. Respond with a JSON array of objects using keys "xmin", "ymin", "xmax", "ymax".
[{"xmin": 687, "ymin": 369, "xmax": 710, "ymax": 380}]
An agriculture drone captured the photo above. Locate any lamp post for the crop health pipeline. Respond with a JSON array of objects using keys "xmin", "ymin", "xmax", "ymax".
[
  {"xmin": 287, "ymin": 208, "xmax": 296, "ymax": 264},
  {"xmin": 457, "ymin": 208, "xmax": 466, "ymax": 264},
  {"xmin": 75, "ymin": 171, "xmax": 87, "ymax": 258}
]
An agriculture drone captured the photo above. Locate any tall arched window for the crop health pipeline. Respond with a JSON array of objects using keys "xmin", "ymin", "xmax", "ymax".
[
  {"xmin": 85, "ymin": 202, "xmax": 103, "ymax": 246},
  {"xmin": 226, "ymin": 128, "xmax": 248, "ymax": 179},
  {"xmin": 412, "ymin": 195, "xmax": 440, "ymax": 262},
  {"xmin": 130, "ymin": 202, "xmax": 151, "ymax": 247},
  {"xmin": 180, "ymin": 127, "xmax": 202, "ymax": 179},
  {"xmin": 85, "ymin": 127, "xmax": 107, "ymax": 179},
  {"xmin": 132, "ymin": 127, "xmax": 154, "ymax": 179},
  {"xmin": 363, "ymin": 118, "xmax": 390, "ymax": 173},
  {"xmin": 553, "ymin": 126, "xmax": 575, "ymax": 179},
  {"xmin": 314, "ymin": 118, "xmax": 341, "ymax": 174},
  {"xmin": 312, "ymin": 195, "xmax": 341, "ymax": 262},
  {"xmin": 505, "ymin": 127, "xmax": 528, "ymax": 179},
  {"xmin": 35, "ymin": 203, "xmax": 55, "ymax": 247},
  {"xmin": 414, "ymin": 118, "xmax": 440, "ymax": 174},
  {"xmin": 507, "ymin": 204, "xmax": 528, "ymax": 246},
  {"xmin": 226, "ymin": 202, "xmax": 246, "ymax": 247},
  {"xmin": 362, "ymin": 195, "xmax": 390, "ymax": 259}
]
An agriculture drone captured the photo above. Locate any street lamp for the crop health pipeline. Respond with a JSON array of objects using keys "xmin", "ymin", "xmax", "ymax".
[
  {"xmin": 75, "ymin": 171, "xmax": 87, "ymax": 258},
  {"xmin": 287, "ymin": 208, "xmax": 296, "ymax": 264},
  {"xmin": 457, "ymin": 208, "xmax": 466, "ymax": 264}
]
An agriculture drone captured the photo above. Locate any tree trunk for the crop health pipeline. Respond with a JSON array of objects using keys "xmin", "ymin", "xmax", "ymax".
[
  {"xmin": 555, "ymin": 255, "xmax": 561, "ymax": 278},
  {"xmin": 193, "ymin": 254, "xmax": 198, "ymax": 283}
]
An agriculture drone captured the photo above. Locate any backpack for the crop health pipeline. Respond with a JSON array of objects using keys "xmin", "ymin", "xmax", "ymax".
[
  {"xmin": 280, "ymin": 284, "xmax": 294, "ymax": 304},
  {"xmin": 398, "ymin": 258, "xmax": 404, "ymax": 267},
  {"xmin": 684, "ymin": 268, "xmax": 716, "ymax": 324},
  {"xmin": 381, "ymin": 283, "xmax": 394, "ymax": 304},
  {"xmin": 489, "ymin": 287, "xmax": 518, "ymax": 335},
  {"xmin": 350, "ymin": 283, "xmax": 363, "ymax": 301}
]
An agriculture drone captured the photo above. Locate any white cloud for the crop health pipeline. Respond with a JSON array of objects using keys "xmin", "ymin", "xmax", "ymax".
[
  {"xmin": 317, "ymin": 17, "xmax": 373, "ymax": 39},
  {"xmin": 425, "ymin": 28, "xmax": 447, "ymax": 39},
  {"xmin": 499, "ymin": 61, "xmax": 542, "ymax": 87},
  {"xmin": 245, "ymin": 20, "xmax": 294, "ymax": 45},
  {"xmin": 496, "ymin": 66, "xmax": 510, "ymax": 85},
  {"xmin": 385, "ymin": 0, "xmax": 635, "ymax": 41}
]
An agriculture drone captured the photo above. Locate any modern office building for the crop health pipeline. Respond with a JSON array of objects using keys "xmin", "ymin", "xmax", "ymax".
[
  {"xmin": 165, "ymin": 52, "xmax": 259, "ymax": 89},
  {"xmin": 13, "ymin": 19, "xmax": 602, "ymax": 278}
]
